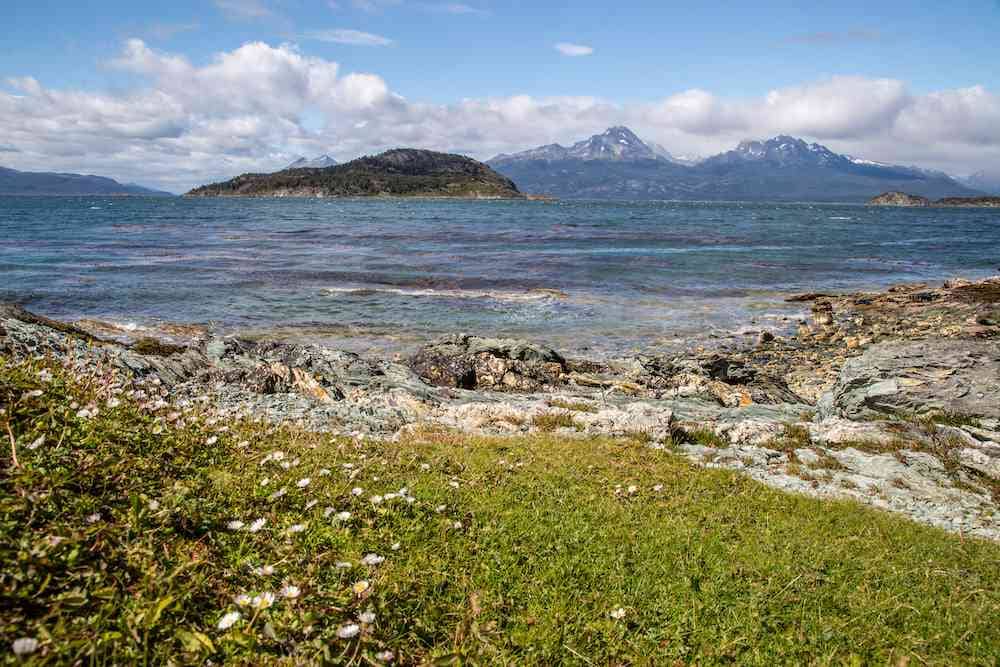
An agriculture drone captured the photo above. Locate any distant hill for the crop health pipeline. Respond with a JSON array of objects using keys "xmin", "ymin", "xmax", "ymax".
[
  {"xmin": 869, "ymin": 191, "xmax": 1000, "ymax": 208},
  {"xmin": 0, "ymin": 166, "xmax": 173, "ymax": 196},
  {"xmin": 188, "ymin": 149, "xmax": 523, "ymax": 199},
  {"xmin": 488, "ymin": 129, "xmax": 981, "ymax": 202},
  {"xmin": 284, "ymin": 155, "xmax": 338, "ymax": 170},
  {"xmin": 965, "ymin": 169, "xmax": 1000, "ymax": 195}
]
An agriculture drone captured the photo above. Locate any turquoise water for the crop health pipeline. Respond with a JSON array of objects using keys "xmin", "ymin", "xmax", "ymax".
[{"xmin": 2, "ymin": 196, "xmax": 998, "ymax": 356}]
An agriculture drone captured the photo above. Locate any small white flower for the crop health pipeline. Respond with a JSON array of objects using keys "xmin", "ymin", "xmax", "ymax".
[
  {"xmin": 253, "ymin": 565, "xmax": 275, "ymax": 576},
  {"xmin": 448, "ymin": 480, "xmax": 460, "ymax": 489},
  {"xmin": 217, "ymin": 611, "xmax": 241, "ymax": 630},
  {"xmin": 359, "ymin": 611, "xmax": 376, "ymax": 624},
  {"xmin": 351, "ymin": 580, "xmax": 370, "ymax": 595},
  {"xmin": 375, "ymin": 650, "xmax": 395, "ymax": 662},
  {"xmin": 420, "ymin": 463, "xmax": 431, "ymax": 471},
  {"xmin": 227, "ymin": 520, "xmax": 245, "ymax": 531},
  {"xmin": 304, "ymin": 499, "xmax": 318, "ymax": 511},
  {"xmin": 351, "ymin": 487, "xmax": 364, "ymax": 496},
  {"xmin": 610, "ymin": 607, "xmax": 627, "ymax": 620},
  {"xmin": 435, "ymin": 505, "xmax": 446, "ymax": 513},
  {"xmin": 336, "ymin": 623, "xmax": 360, "ymax": 639},
  {"xmin": 106, "ymin": 397, "xmax": 121, "ymax": 408},
  {"xmin": 334, "ymin": 511, "xmax": 351, "ymax": 522},
  {"xmin": 27, "ymin": 435, "xmax": 44, "ymax": 450},
  {"xmin": 361, "ymin": 553, "xmax": 384, "ymax": 566},
  {"xmin": 370, "ymin": 495, "xmax": 384, "ymax": 505},
  {"xmin": 268, "ymin": 487, "xmax": 287, "ymax": 501},
  {"xmin": 297, "ymin": 477, "xmax": 311, "ymax": 488},
  {"xmin": 76, "ymin": 408, "xmax": 93, "ymax": 419},
  {"xmin": 281, "ymin": 584, "xmax": 301, "ymax": 599},
  {"xmin": 86, "ymin": 512, "xmax": 101, "ymax": 524},
  {"xmin": 287, "ymin": 523, "xmax": 307, "ymax": 534},
  {"xmin": 319, "ymin": 468, "xmax": 331, "ymax": 476},
  {"xmin": 252, "ymin": 592, "xmax": 276, "ymax": 609},
  {"xmin": 260, "ymin": 477, "xmax": 270, "ymax": 487},
  {"xmin": 626, "ymin": 485, "xmax": 638, "ymax": 495},
  {"xmin": 335, "ymin": 561, "xmax": 352, "ymax": 569},
  {"xmin": 391, "ymin": 542, "xmax": 401, "ymax": 551},
  {"xmin": 652, "ymin": 484, "xmax": 664, "ymax": 492},
  {"xmin": 12, "ymin": 637, "xmax": 39, "ymax": 656},
  {"xmin": 248, "ymin": 518, "xmax": 266, "ymax": 532},
  {"xmin": 148, "ymin": 499, "xmax": 160, "ymax": 511},
  {"xmin": 235, "ymin": 594, "xmax": 252, "ymax": 606},
  {"xmin": 206, "ymin": 436, "xmax": 218, "ymax": 446}
]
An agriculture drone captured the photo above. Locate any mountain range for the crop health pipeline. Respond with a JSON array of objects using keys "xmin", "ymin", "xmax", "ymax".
[
  {"xmin": 284, "ymin": 155, "xmax": 338, "ymax": 170},
  {"xmin": 487, "ymin": 127, "xmax": 981, "ymax": 202},
  {"xmin": 0, "ymin": 166, "xmax": 173, "ymax": 196}
]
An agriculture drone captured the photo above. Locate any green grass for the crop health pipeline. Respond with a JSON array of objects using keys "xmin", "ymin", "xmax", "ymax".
[
  {"xmin": 2, "ymin": 357, "xmax": 1000, "ymax": 664},
  {"xmin": 530, "ymin": 410, "xmax": 581, "ymax": 432}
]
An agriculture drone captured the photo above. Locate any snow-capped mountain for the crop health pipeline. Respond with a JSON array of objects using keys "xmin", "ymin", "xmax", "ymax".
[
  {"xmin": 488, "ymin": 130, "xmax": 980, "ymax": 202},
  {"xmin": 490, "ymin": 127, "xmax": 663, "ymax": 165},
  {"xmin": 284, "ymin": 155, "xmax": 338, "ymax": 170}
]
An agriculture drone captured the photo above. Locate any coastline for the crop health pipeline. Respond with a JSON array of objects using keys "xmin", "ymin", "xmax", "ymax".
[{"xmin": 3, "ymin": 275, "xmax": 999, "ymax": 540}]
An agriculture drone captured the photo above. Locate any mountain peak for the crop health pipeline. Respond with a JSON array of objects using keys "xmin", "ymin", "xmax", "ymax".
[{"xmin": 284, "ymin": 154, "xmax": 338, "ymax": 170}]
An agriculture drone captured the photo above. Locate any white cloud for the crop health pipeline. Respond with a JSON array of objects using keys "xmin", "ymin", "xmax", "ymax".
[
  {"xmin": 214, "ymin": 0, "xmax": 272, "ymax": 20},
  {"xmin": 305, "ymin": 29, "xmax": 394, "ymax": 46},
  {"xmin": 555, "ymin": 43, "xmax": 594, "ymax": 57},
  {"xmin": 2, "ymin": 39, "xmax": 1000, "ymax": 192}
]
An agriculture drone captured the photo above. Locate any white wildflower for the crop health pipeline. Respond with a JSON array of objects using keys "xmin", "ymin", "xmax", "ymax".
[
  {"xmin": 627, "ymin": 485, "xmax": 638, "ymax": 495},
  {"xmin": 235, "ymin": 594, "xmax": 252, "ymax": 606},
  {"xmin": 106, "ymin": 397, "xmax": 121, "ymax": 408},
  {"xmin": 351, "ymin": 580, "xmax": 370, "ymax": 595},
  {"xmin": 253, "ymin": 565, "xmax": 275, "ymax": 576},
  {"xmin": 448, "ymin": 480, "xmax": 460, "ymax": 489},
  {"xmin": 227, "ymin": 520, "xmax": 245, "ymax": 531},
  {"xmin": 435, "ymin": 505, "xmax": 446, "ymax": 513},
  {"xmin": 217, "ymin": 611, "xmax": 241, "ymax": 630},
  {"xmin": 610, "ymin": 607, "xmax": 627, "ymax": 620},
  {"xmin": 248, "ymin": 518, "xmax": 266, "ymax": 532},
  {"xmin": 420, "ymin": 463, "xmax": 431, "ymax": 471},
  {"xmin": 206, "ymin": 436, "xmax": 218, "ymax": 446},
  {"xmin": 361, "ymin": 553, "xmax": 384, "ymax": 566},
  {"xmin": 86, "ymin": 512, "xmax": 101, "ymax": 524},
  {"xmin": 148, "ymin": 499, "xmax": 160, "ymax": 511},
  {"xmin": 652, "ymin": 484, "xmax": 664, "ymax": 492},
  {"xmin": 335, "ymin": 561, "xmax": 352, "ymax": 569},
  {"xmin": 336, "ymin": 623, "xmax": 360, "ymax": 639},
  {"xmin": 453, "ymin": 521, "xmax": 463, "ymax": 529},
  {"xmin": 268, "ymin": 487, "xmax": 287, "ymax": 501},
  {"xmin": 375, "ymin": 650, "xmax": 395, "ymax": 662},
  {"xmin": 304, "ymin": 499, "xmax": 318, "ymax": 511},
  {"xmin": 27, "ymin": 436, "xmax": 44, "ymax": 450},
  {"xmin": 297, "ymin": 477, "xmax": 311, "ymax": 488},
  {"xmin": 359, "ymin": 611, "xmax": 376, "ymax": 624},
  {"xmin": 12, "ymin": 638, "xmax": 39, "ymax": 656},
  {"xmin": 260, "ymin": 477, "xmax": 270, "ymax": 487},
  {"xmin": 351, "ymin": 487, "xmax": 364, "ymax": 496},
  {"xmin": 370, "ymin": 495, "xmax": 384, "ymax": 505},
  {"xmin": 280, "ymin": 584, "xmax": 301, "ymax": 599},
  {"xmin": 287, "ymin": 523, "xmax": 307, "ymax": 534},
  {"xmin": 335, "ymin": 511, "xmax": 352, "ymax": 522},
  {"xmin": 319, "ymin": 468, "xmax": 331, "ymax": 476},
  {"xmin": 324, "ymin": 506, "xmax": 336, "ymax": 518},
  {"xmin": 251, "ymin": 592, "xmax": 275, "ymax": 609},
  {"xmin": 391, "ymin": 542, "xmax": 401, "ymax": 551}
]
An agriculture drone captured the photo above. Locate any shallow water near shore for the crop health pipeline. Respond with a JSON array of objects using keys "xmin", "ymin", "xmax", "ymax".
[{"xmin": 3, "ymin": 196, "xmax": 999, "ymax": 357}]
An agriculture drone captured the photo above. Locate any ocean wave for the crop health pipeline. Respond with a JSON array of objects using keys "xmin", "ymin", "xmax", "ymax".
[{"xmin": 321, "ymin": 286, "xmax": 568, "ymax": 302}]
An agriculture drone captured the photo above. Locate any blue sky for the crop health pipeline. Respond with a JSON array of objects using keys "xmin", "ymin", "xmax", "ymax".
[{"xmin": 2, "ymin": 1, "xmax": 1000, "ymax": 190}]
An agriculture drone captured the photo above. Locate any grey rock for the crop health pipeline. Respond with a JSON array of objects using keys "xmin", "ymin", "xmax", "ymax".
[
  {"xmin": 825, "ymin": 340, "xmax": 1000, "ymax": 420},
  {"xmin": 408, "ymin": 333, "xmax": 566, "ymax": 391}
]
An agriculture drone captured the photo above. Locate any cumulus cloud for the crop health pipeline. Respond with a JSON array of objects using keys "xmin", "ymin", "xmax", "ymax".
[
  {"xmin": 2, "ymin": 39, "xmax": 1000, "ymax": 192},
  {"xmin": 555, "ymin": 43, "xmax": 594, "ymax": 57},
  {"xmin": 305, "ymin": 29, "xmax": 394, "ymax": 46}
]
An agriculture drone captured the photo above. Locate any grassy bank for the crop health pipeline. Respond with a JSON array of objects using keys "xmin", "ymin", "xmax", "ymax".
[{"xmin": 2, "ymin": 357, "xmax": 999, "ymax": 665}]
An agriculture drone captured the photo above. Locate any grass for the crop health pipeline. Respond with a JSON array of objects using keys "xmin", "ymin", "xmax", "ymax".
[
  {"xmin": 2, "ymin": 357, "xmax": 1000, "ymax": 664},
  {"xmin": 530, "ymin": 410, "xmax": 580, "ymax": 432}
]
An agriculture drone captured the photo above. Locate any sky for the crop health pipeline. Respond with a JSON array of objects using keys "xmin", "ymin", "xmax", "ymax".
[{"xmin": 2, "ymin": 0, "xmax": 1000, "ymax": 192}]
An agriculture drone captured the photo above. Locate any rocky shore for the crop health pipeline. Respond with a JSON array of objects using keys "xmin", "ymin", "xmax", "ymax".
[{"xmin": 3, "ymin": 276, "xmax": 999, "ymax": 540}]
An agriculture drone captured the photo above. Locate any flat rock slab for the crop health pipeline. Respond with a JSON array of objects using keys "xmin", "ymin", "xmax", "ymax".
[{"xmin": 825, "ymin": 339, "xmax": 1000, "ymax": 419}]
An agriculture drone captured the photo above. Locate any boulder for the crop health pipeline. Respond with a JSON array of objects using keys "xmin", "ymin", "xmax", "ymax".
[
  {"xmin": 408, "ymin": 334, "xmax": 566, "ymax": 391},
  {"xmin": 823, "ymin": 340, "xmax": 1000, "ymax": 419}
]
